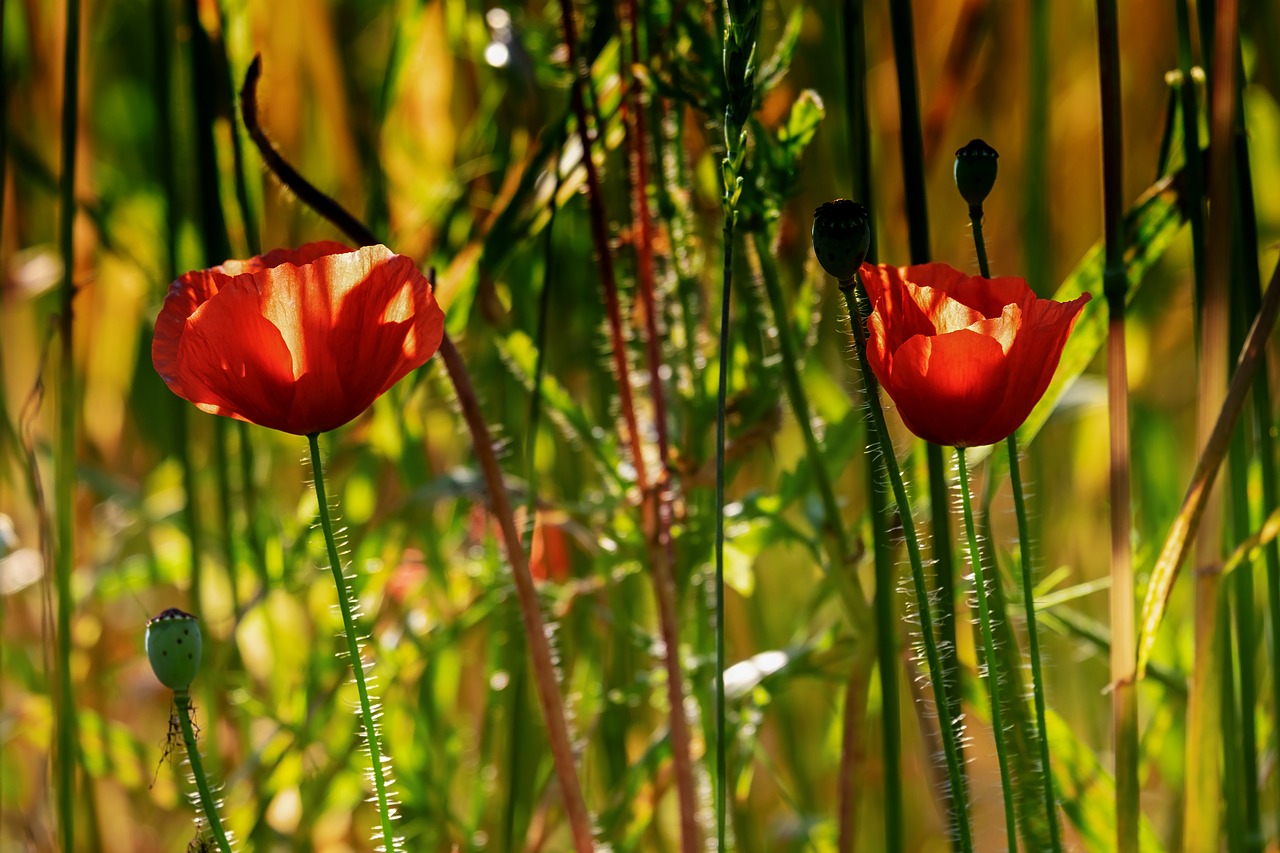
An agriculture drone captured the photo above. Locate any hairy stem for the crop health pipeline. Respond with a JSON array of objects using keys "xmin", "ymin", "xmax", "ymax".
[
  {"xmin": 839, "ymin": 279, "xmax": 973, "ymax": 852},
  {"xmin": 969, "ymin": 205, "xmax": 1063, "ymax": 851},
  {"xmin": 955, "ymin": 448, "xmax": 1018, "ymax": 849},
  {"xmin": 173, "ymin": 691, "xmax": 235, "ymax": 853},
  {"xmin": 307, "ymin": 434, "xmax": 398, "ymax": 850}
]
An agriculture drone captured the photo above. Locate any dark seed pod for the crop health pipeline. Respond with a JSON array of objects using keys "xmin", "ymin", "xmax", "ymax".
[
  {"xmin": 146, "ymin": 608, "xmax": 202, "ymax": 692},
  {"xmin": 954, "ymin": 139, "xmax": 999, "ymax": 207},
  {"xmin": 812, "ymin": 199, "xmax": 871, "ymax": 282}
]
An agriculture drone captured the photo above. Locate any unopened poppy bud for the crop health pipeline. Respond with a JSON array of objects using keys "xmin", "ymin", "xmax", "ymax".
[
  {"xmin": 146, "ymin": 608, "xmax": 202, "ymax": 692},
  {"xmin": 954, "ymin": 139, "xmax": 999, "ymax": 208},
  {"xmin": 812, "ymin": 199, "xmax": 871, "ymax": 282}
]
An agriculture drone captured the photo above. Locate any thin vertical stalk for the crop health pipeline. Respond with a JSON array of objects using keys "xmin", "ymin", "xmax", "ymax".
[
  {"xmin": 955, "ymin": 448, "xmax": 1018, "ymax": 849},
  {"xmin": 442, "ymin": 338, "xmax": 599, "ymax": 853},
  {"xmin": 1219, "ymin": 589, "xmax": 1244, "ymax": 853},
  {"xmin": 1173, "ymin": 0, "xmax": 1207, "ymax": 307},
  {"xmin": 885, "ymin": 3, "xmax": 960, "ymax": 764},
  {"xmin": 240, "ymin": 56, "xmax": 597, "ymax": 853},
  {"xmin": 619, "ymin": 5, "xmax": 702, "ymax": 847},
  {"xmin": 1006, "ymin": 437, "xmax": 1063, "ymax": 849},
  {"xmin": 54, "ymin": 0, "xmax": 83, "ymax": 848},
  {"xmin": 869, "ymin": 449, "xmax": 902, "ymax": 852},
  {"xmin": 506, "ymin": 147, "xmax": 561, "ymax": 853},
  {"xmin": 150, "ymin": 0, "xmax": 210, "ymax": 619},
  {"xmin": 1229, "ymin": 47, "xmax": 1266, "ymax": 850},
  {"xmin": 714, "ymin": 223, "xmax": 733, "ymax": 853},
  {"xmin": 307, "ymin": 434, "xmax": 398, "ymax": 850},
  {"xmin": 837, "ymin": 652, "xmax": 876, "ymax": 853},
  {"xmin": 1187, "ymin": 0, "xmax": 1240, "ymax": 846},
  {"xmin": 968, "ymin": 207, "xmax": 1063, "ymax": 851},
  {"xmin": 1094, "ymin": 0, "xmax": 1137, "ymax": 847},
  {"xmin": 839, "ymin": 280, "xmax": 973, "ymax": 853},
  {"xmin": 620, "ymin": 0, "xmax": 671, "ymax": 473},
  {"xmin": 173, "ymin": 691, "xmax": 234, "ymax": 853},
  {"xmin": 841, "ymin": 4, "xmax": 899, "ymax": 842},
  {"xmin": 717, "ymin": 1, "xmax": 762, "ymax": 847},
  {"xmin": 842, "ymin": 0, "xmax": 874, "ymax": 212},
  {"xmin": 213, "ymin": 2, "xmax": 270, "ymax": 596},
  {"xmin": 1233, "ymin": 59, "xmax": 1280, "ymax": 829},
  {"xmin": 0, "ymin": 0, "xmax": 5, "ymax": 246},
  {"xmin": 1225, "ymin": 357, "xmax": 1257, "ymax": 851},
  {"xmin": 1025, "ymin": 0, "xmax": 1050, "ymax": 295},
  {"xmin": 557, "ymin": 1, "xmax": 699, "ymax": 844}
]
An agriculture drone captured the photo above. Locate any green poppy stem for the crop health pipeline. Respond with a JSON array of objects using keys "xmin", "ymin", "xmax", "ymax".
[
  {"xmin": 968, "ymin": 204, "xmax": 1063, "ymax": 852},
  {"xmin": 954, "ymin": 446, "xmax": 1018, "ymax": 850},
  {"xmin": 1006, "ymin": 435, "xmax": 1063, "ymax": 850},
  {"xmin": 306, "ymin": 433, "xmax": 398, "ymax": 851},
  {"xmin": 838, "ymin": 279, "xmax": 973, "ymax": 853},
  {"xmin": 172, "ymin": 690, "xmax": 234, "ymax": 853}
]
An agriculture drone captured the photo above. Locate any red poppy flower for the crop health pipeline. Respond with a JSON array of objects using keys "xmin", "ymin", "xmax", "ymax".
[
  {"xmin": 153, "ymin": 241, "xmax": 444, "ymax": 435},
  {"xmin": 859, "ymin": 262, "xmax": 1090, "ymax": 448}
]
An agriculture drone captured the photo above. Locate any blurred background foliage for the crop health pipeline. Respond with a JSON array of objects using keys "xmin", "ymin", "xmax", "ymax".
[{"xmin": 1, "ymin": 0, "xmax": 1279, "ymax": 850}]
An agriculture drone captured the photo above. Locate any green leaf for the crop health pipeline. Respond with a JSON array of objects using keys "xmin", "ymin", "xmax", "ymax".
[
  {"xmin": 1017, "ymin": 174, "xmax": 1186, "ymax": 446},
  {"xmin": 777, "ymin": 89, "xmax": 825, "ymax": 165}
]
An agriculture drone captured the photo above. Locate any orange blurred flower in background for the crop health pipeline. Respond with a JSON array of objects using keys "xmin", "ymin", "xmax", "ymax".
[
  {"xmin": 153, "ymin": 242, "xmax": 445, "ymax": 435},
  {"xmin": 859, "ymin": 262, "xmax": 1090, "ymax": 448}
]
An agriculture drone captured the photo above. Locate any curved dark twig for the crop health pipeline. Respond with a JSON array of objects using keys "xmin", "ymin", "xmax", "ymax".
[{"xmin": 239, "ymin": 56, "xmax": 376, "ymax": 247}]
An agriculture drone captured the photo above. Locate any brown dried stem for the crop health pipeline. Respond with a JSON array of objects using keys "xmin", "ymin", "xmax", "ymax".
[{"xmin": 557, "ymin": 2, "xmax": 700, "ymax": 847}]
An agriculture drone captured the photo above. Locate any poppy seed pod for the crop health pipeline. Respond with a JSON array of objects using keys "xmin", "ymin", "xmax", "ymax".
[
  {"xmin": 146, "ymin": 608, "xmax": 202, "ymax": 692},
  {"xmin": 954, "ymin": 139, "xmax": 999, "ymax": 208},
  {"xmin": 812, "ymin": 199, "xmax": 872, "ymax": 282}
]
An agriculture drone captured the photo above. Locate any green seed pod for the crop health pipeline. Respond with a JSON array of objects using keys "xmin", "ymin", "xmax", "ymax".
[
  {"xmin": 954, "ymin": 139, "xmax": 999, "ymax": 208},
  {"xmin": 812, "ymin": 199, "xmax": 871, "ymax": 282},
  {"xmin": 146, "ymin": 608, "xmax": 202, "ymax": 692}
]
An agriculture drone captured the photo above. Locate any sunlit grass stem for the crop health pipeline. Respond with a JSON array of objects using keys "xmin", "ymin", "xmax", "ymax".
[
  {"xmin": 1093, "ymin": 0, "xmax": 1138, "ymax": 845},
  {"xmin": 306, "ymin": 433, "xmax": 398, "ymax": 850},
  {"xmin": 1228, "ymin": 46, "xmax": 1267, "ymax": 846},
  {"xmin": 173, "ymin": 690, "xmax": 234, "ymax": 853},
  {"xmin": 968, "ymin": 205, "xmax": 1063, "ymax": 851},
  {"xmin": 1186, "ymin": 0, "xmax": 1241, "ymax": 846},
  {"xmin": 839, "ymin": 278, "xmax": 973, "ymax": 853},
  {"xmin": 55, "ymin": 0, "xmax": 83, "ymax": 848}
]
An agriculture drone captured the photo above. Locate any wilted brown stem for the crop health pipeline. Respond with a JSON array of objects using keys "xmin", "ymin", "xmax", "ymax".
[{"xmin": 560, "ymin": 1, "xmax": 701, "ymax": 846}]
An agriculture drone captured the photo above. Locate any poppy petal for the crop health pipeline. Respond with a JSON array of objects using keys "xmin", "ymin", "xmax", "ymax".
[
  {"xmin": 154, "ymin": 242, "xmax": 446, "ymax": 435},
  {"xmin": 882, "ymin": 313, "xmax": 1017, "ymax": 447},
  {"xmin": 174, "ymin": 279, "xmax": 302, "ymax": 432}
]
